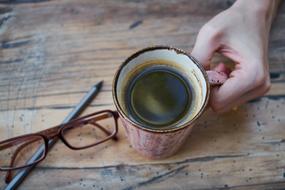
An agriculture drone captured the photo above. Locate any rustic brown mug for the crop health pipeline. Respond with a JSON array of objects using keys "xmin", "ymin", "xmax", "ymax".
[{"xmin": 112, "ymin": 46, "xmax": 227, "ymax": 159}]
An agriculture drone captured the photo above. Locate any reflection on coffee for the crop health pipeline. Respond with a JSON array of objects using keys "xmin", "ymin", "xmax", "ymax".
[{"xmin": 125, "ymin": 64, "xmax": 194, "ymax": 128}]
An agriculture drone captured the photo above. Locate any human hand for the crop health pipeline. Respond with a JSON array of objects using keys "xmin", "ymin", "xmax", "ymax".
[{"xmin": 192, "ymin": 0, "xmax": 280, "ymax": 113}]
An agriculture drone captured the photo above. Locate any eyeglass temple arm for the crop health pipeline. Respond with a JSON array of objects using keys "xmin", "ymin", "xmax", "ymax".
[
  {"xmin": 41, "ymin": 111, "xmax": 119, "ymax": 140},
  {"xmin": 89, "ymin": 121, "xmax": 118, "ymax": 141},
  {"xmin": 89, "ymin": 111, "xmax": 119, "ymax": 141}
]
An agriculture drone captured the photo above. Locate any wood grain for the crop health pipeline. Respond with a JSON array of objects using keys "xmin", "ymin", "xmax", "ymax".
[{"xmin": 0, "ymin": 0, "xmax": 285, "ymax": 189}]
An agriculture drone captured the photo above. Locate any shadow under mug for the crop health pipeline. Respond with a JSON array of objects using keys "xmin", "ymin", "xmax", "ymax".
[{"xmin": 112, "ymin": 46, "xmax": 227, "ymax": 159}]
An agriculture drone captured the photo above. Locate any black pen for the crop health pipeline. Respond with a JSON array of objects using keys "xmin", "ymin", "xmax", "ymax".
[{"xmin": 5, "ymin": 81, "xmax": 103, "ymax": 190}]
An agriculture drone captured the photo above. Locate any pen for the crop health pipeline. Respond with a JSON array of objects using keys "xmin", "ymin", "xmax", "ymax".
[{"xmin": 4, "ymin": 81, "xmax": 103, "ymax": 190}]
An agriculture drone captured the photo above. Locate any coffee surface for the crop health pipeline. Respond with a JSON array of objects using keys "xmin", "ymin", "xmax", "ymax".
[{"xmin": 126, "ymin": 66, "xmax": 192, "ymax": 128}]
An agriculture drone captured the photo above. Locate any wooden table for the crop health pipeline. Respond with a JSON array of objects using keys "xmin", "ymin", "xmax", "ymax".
[{"xmin": 0, "ymin": 0, "xmax": 285, "ymax": 189}]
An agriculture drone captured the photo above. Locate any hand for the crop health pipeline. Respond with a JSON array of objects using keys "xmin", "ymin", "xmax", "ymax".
[{"xmin": 191, "ymin": 0, "xmax": 280, "ymax": 113}]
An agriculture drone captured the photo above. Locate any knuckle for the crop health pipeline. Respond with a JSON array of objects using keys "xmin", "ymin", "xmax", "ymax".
[
  {"xmin": 252, "ymin": 67, "xmax": 268, "ymax": 88},
  {"xmin": 211, "ymin": 106, "xmax": 222, "ymax": 113},
  {"xmin": 212, "ymin": 106, "xmax": 225, "ymax": 114},
  {"xmin": 262, "ymin": 78, "xmax": 271, "ymax": 93},
  {"xmin": 255, "ymin": 74, "xmax": 266, "ymax": 87},
  {"xmin": 244, "ymin": 60, "xmax": 269, "ymax": 89},
  {"xmin": 210, "ymin": 100, "xmax": 225, "ymax": 113}
]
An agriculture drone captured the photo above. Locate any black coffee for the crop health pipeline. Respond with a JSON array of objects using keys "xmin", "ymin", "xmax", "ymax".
[{"xmin": 125, "ymin": 65, "xmax": 193, "ymax": 128}]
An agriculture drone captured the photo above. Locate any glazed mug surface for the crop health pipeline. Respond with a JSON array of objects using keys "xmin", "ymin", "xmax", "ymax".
[{"xmin": 112, "ymin": 46, "xmax": 227, "ymax": 159}]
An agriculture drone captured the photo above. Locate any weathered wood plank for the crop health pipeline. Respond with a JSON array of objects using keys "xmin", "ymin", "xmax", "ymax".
[
  {"xmin": 0, "ymin": 0, "xmax": 285, "ymax": 189},
  {"xmin": 0, "ymin": 98, "xmax": 284, "ymax": 189}
]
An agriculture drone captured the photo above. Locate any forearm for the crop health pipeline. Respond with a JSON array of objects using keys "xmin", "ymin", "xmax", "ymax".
[{"xmin": 232, "ymin": 0, "xmax": 281, "ymax": 25}]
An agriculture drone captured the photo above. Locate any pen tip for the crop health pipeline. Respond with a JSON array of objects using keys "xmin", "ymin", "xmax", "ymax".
[{"xmin": 95, "ymin": 80, "xmax": 104, "ymax": 90}]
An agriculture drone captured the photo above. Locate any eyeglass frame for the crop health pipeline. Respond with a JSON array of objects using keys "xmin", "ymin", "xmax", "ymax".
[{"xmin": 0, "ymin": 109, "xmax": 119, "ymax": 173}]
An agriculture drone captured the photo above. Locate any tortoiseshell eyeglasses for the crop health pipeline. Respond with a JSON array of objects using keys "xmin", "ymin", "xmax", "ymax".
[{"xmin": 0, "ymin": 110, "xmax": 119, "ymax": 183}]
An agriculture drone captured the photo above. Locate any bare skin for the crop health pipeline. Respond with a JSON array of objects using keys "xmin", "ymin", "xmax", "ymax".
[{"xmin": 192, "ymin": 0, "xmax": 281, "ymax": 113}]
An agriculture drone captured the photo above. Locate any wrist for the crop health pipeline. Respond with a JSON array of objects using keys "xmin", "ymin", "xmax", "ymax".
[{"xmin": 232, "ymin": 0, "xmax": 279, "ymax": 24}]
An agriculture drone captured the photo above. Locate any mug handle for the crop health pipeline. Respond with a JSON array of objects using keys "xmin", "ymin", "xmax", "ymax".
[{"xmin": 206, "ymin": 70, "xmax": 228, "ymax": 86}]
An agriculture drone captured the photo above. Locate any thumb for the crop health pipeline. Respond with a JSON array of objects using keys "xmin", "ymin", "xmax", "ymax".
[{"xmin": 191, "ymin": 26, "xmax": 220, "ymax": 68}]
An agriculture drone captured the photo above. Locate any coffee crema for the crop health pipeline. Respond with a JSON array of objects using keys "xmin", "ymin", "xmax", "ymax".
[{"xmin": 125, "ymin": 65, "xmax": 194, "ymax": 128}]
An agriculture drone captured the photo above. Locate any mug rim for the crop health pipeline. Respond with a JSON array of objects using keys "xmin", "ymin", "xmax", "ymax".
[{"xmin": 112, "ymin": 46, "xmax": 210, "ymax": 133}]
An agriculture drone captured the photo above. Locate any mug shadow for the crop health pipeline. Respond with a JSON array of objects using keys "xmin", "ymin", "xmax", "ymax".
[{"xmin": 175, "ymin": 106, "xmax": 252, "ymax": 158}]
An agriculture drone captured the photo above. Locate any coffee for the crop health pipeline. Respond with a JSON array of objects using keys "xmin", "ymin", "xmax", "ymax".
[{"xmin": 125, "ymin": 64, "xmax": 193, "ymax": 128}]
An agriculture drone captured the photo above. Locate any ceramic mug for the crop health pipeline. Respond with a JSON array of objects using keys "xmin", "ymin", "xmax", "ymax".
[{"xmin": 112, "ymin": 46, "xmax": 227, "ymax": 159}]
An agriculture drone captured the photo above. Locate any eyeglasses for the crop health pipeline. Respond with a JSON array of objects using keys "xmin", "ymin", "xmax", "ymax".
[{"xmin": 0, "ymin": 110, "xmax": 119, "ymax": 183}]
